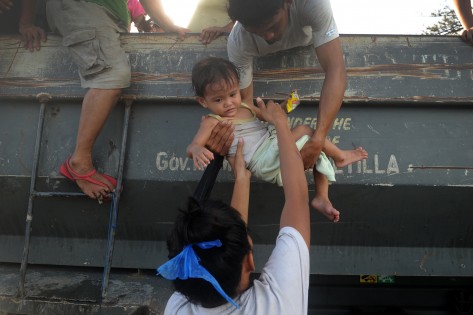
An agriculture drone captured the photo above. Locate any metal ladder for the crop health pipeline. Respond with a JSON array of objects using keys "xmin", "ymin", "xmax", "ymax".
[{"xmin": 17, "ymin": 93, "xmax": 134, "ymax": 300}]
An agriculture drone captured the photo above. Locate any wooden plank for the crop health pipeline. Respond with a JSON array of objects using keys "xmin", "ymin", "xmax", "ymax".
[{"xmin": 1, "ymin": 34, "xmax": 472, "ymax": 103}]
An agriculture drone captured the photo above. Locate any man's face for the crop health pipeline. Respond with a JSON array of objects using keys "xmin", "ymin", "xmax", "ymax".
[{"xmin": 244, "ymin": 3, "xmax": 290, "ymax": 44}]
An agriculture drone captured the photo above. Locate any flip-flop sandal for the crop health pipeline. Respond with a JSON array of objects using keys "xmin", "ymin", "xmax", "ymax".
[{"xmin": 59, "ymin": 158, "xmax": 119, "ymax": 194}]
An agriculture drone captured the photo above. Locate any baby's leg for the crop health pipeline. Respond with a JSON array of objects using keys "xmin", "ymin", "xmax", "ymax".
[
  {"xmin": 323, "ymin": 140, "xmax": 368, "ymax": 168},
  {"xmin": 290, "ymin": 124, "xmax": 313, "ymax": 142},
  {"xmin": 290, "ymin": 125, "xmax": 339, "ymax": 221},
  {"xmin": 310, "ymin": 169, "xmax": 340, "ymax": 222},
  {"xmin": 290, "ymin": 124, "xmax": 316, "ymax": 170},
  {"xmin": 291, "ymin": 125, "xmax": 367, "ymax": 168}
]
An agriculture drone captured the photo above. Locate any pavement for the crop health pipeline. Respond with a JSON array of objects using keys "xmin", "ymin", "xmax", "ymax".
[{"xmin": 0, "ymin": 263, "xmax": 174, "ymax": 315}]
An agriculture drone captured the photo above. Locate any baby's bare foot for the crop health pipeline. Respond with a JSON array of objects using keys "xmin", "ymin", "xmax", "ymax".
[
  {"xmin": 335, "ymin": 147, "xmax": 368, "ymax": 168},
  {"xmin": 311, "ymin": 197, "xmax": 340, "ymax": 222}
]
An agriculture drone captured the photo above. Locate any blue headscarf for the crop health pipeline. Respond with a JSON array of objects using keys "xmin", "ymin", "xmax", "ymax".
[{"xmin": 157, "ymin": 239, "xmax": 240, "ymax": 309}]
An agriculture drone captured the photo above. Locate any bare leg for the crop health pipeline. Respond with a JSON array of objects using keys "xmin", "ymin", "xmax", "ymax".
[
  {"xmin": 290, "ymin": 124, "xmax": 313, "ymax": 144},
  {"xmin": 291, "ymin": 125, "xmax": 340, "ymax": 221},
  {"xmin": 67, "ymin": 88, "xmax": 121, "ymax": 199},
  {"xmin": 291, "ymin": 125, "xmax": 367, "ymax": 169},
  {"xmin": 310, "ymin": 169, "xmax": 340, "ymax": 222},
  {"xmin": 323, "ymin": 140, "xmax": 368, "ymax": 168}
]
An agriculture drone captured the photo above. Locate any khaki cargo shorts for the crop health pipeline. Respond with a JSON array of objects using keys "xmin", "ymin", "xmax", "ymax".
[{"xmin": 46, "ymin": 0, "xmax": 131, "ymax": 89}]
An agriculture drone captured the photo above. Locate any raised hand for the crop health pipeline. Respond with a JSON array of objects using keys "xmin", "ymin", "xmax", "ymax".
[
  {"xmin": 255, "ymin": 97, "xmax": 287, "ymax": 125},
  {"xmin": 206, "ymin": 120, "xmax": 234, "ymax": 156}
]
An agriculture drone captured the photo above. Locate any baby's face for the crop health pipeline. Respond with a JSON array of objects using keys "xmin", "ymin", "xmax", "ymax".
[{"xmin": 201, "ymin": 79, "xmax": 241, "ymax": 118}]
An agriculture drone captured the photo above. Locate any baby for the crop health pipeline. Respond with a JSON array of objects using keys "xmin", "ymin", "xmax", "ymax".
[{"xmin": 187, "ymin": 57, "xmax": 368, "ymax": 222}]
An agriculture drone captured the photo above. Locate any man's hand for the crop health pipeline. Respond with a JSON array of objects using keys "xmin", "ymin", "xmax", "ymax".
[
  {"xmin": 20, "ymin": 24, "xmax": 46, "ymax": 51},
  {"xmin": 300, "ymin": 137, "xmax": 324, "ymax": 169},
  {"xmin": 199, "ymin": 26, "xmax": 226, "ymax": 45},
  {"xmin": 139, "ymin": 0, "xmax": 190, "ymax": 40},
  {"xmin": 164, "ymin": 24, "xmax": 190, "ymax": 41},
  {"xmin": 206, "ymin": 120, "xmax": 234, "ymax": 156},
  {"xmin": 199, "ymin": 21, "xmax": 234, "ymax": 45},
  {"xmin": 461, "ymin": 27, "xmax": 473, "ymax": 45}
]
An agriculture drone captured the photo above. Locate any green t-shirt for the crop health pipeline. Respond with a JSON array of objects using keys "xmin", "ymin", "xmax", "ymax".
[{"xmin": 86, "ymin": 0, "xmax": 131, "ymax": 27}]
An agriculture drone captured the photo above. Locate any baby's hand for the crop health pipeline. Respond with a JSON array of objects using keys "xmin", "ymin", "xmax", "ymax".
[{"xmin": 192, "ymin": 147, "xmax": 214, "ymax": 170}]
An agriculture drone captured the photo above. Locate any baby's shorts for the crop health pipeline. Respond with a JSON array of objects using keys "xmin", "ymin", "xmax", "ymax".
[{"xmin": 248, "ymin": 127, "xmax": 335, "ymax": 186}]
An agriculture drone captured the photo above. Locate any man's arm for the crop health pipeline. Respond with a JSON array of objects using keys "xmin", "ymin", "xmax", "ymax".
[
  {"xmin": 19, "ymin": 0, "xmax": 46, "ymax": 51},
  {"xmin": 240, "ymin": 83, "xmax": 266, "ymax": 120},
  {"xmin": 301, "ymin": 38, "xmax": 346, "ymax": 169},
  {"xmin": 240, "ymin": 83, "xmax": 254, "ymax": 108},
  {"xmin": 230, "ymin": 139, "xmax": 251, "ymax": 224},
  {"xmin": 139, "ymin": 0, "xmax": 190, "ymax": 39},
  {"xmin": 256, "ymin": 98, "xmax": 310, "ymax": 247},
  {"xmin": 227, "ymin": 28, "xmax": 258, "ymax": 111},
  {"xmin": 452, "ymin": 0, "xmax": 473, "ymax": 44}
]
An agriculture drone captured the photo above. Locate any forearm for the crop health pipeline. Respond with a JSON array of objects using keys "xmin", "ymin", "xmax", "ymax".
[
  {"xmin": 223, "ymin": 21, "xmax": 235, "ymax": 33},
  {"xmin": 255, "ymin": 98, "xmax": 310, "ymax": 245},
  {"xmin": 313, "ymin": 39, "xmax": 346, "ymax": 147},
  {"xmin": 139, "ymin": 0, "xmax": 174, "ymax": 29},
  {"xmin": 274, "ymin": 118, "xmax": 308, "ymax": 205},
  {"xmin": 230, "ymin": 171, "xmax": 251, "ymax": 224},
  {"xmin": 274, "ymin": 117, "xmax": 310, "ymax": 246},
  {"xmin": 314, "ymin": 67, "xmax": 346, "ymax": 142},
  {"xmin": 240, "ymin": 83, "xmax": 255, "ymax": 107},
  {"xmin": 452, "ymin": 0, "xmax": 473, "ymax": 29},
  {"xmin": 241, "ymin": 83, "xmax": 266, "ymax": 119},
  {"xmin": 19, "ymin": 0, "xmax": 37, "ymax": 29}
]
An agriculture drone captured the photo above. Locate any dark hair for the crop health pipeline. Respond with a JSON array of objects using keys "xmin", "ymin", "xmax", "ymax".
[
  {"xmin": 228, "ymin": 0, "xmax": 285, "ymax": 28},
  {"xmin": 166, "ymin": 197, "xmax": 251, "ymax": 308},
  {"xmin": 191, "ymin": 57, "xmax": 240, "ymax": 97}
]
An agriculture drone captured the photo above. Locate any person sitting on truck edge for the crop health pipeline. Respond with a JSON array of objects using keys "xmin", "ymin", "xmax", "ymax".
[
  {"xmin": 226, "ymin": 0, "xmax": 347, "ymax": 174},
  {"xmin": 46, "ymin": 0, "xmax": 192, "ymax": 201},
  {"xmin": 186, "ymin": 57, "xmax": 368, "ymax": 222},
  {"xmin": 158, "ymin": 96, "xmax": 311, "ymax": 314}
]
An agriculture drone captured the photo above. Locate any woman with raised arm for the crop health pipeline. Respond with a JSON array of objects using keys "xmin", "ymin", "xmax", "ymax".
[{"xmin": 158, "ymin": 97, "xmax": 311, "ymax": 314}]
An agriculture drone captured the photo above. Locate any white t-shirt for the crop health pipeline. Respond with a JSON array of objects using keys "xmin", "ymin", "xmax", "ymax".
[
  {"xmin": 163, "ymin": 226, "xmax": 310, "ymax": 315},
  {"xmin": 227, "ymin": 0, "xmax": 339, "ymax": 89}
]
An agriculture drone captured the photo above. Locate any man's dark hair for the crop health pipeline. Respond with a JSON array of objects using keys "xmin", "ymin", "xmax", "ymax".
[
  {"xmin": 228, "ymin": 0, "xmax": 285, "ymax": 28},
  {"xmin": 192, "ymin": 57, "xmax": 240, "ymax": 97},
  {"xmin": 166, "ymin": 197, "xmax": 251, "ymax": 308}
]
